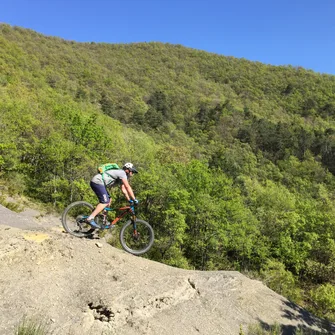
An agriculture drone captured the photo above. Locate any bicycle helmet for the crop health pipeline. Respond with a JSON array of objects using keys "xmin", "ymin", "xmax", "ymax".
[{"xmin": 123, "ymin": 162, "xmax": 138, "ymax": 173}]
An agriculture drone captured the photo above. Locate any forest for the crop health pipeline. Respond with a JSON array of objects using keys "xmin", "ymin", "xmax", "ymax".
[{"xmin": 1, "ymin": 24, "xmax": 335, "ymax": 321}]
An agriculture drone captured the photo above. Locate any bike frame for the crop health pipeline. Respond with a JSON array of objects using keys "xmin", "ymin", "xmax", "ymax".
[{"xmin": 103, "ymin": 205, "xmax": 136, "ymax": 227}]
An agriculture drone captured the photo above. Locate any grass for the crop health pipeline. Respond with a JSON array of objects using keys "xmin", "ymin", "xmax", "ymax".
[
  {"xmin": 243, "ymin": 323, "xmax": 281, "ymax": 335},
  {"xmin": 15, "ymin": 316, "xmax": 49, "ymax": 335},
  {"xmin": 0, "ymin": 195, "xmax": 23, "ymax": 212}
]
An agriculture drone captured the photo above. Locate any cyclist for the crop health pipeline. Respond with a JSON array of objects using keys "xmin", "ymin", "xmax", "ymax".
[{"xmin": 86, "ymin": 162, "xmax": 139, "ymax": 228}]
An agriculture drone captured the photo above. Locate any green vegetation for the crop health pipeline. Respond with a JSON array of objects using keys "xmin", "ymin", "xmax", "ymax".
[
  {"xmin": 2, "ymin": 23, "xmax": 335, "ymax": 322},
  {"xmin": 246, "ymin": 323, "xmax": 324, "ymax": 335},
  {"xmin": 246, "ymin": 323, "xmax": 282, "ymax": 335},
  {"xmin": 0, "ymin": 195, "xmax": 23, "ymax": 212},
  {"xmin": 15, "ymin": 316, "xmax": 48, "ymax": 335}
]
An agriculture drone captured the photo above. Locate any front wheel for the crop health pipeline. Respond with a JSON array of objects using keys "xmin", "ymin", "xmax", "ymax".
[
  {"xmin": 62, "ymin": 201, "xmax": 96, "ymax": 237},
  {"xmin": 120, "ymin": 219, "xmax": 154, "ymax": 255}
]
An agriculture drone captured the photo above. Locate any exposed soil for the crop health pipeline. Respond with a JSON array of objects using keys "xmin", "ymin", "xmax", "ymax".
[{"xmin": 0, "ymin": 204, "xmax": 334, "ymax": 335}]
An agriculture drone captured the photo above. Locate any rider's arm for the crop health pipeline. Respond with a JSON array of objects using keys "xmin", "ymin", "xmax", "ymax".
[{"xmin": 120, "ymin": 178, "xmax": 136, "ymax": 201}]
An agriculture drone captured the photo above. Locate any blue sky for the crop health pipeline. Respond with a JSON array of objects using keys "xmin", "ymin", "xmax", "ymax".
[{"xmin": 2, "ymin": 0, "xmax": 335, "ymax": 75}]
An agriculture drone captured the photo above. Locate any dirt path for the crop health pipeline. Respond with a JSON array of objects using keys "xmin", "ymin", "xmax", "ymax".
[{"xmin": 0, "ymin": 203, "xmax": 62, "ymax": 231}]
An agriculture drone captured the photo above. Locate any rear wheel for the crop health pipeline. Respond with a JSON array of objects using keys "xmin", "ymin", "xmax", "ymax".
[
  {"xmin": 62, "ymin": 201, "xmax": 96, "ymax": 237},
  {"xmin": 120, "ymin": 219, "xmax": 154, "ymax": 255}
]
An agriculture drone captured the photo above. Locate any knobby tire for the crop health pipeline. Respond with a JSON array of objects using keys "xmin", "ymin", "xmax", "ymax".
[
  {"xmin": 61, "ymin": 201, "xmax": 96, "ymax": 237},
  {"xmin": 120, "ymin": 219, "xmax": 154, "ymax": 255}
]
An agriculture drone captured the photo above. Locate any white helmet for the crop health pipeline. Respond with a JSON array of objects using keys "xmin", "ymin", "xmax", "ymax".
[{"xmin": 123, "ymin": 162, "xmax": 138, "ymax": 173}]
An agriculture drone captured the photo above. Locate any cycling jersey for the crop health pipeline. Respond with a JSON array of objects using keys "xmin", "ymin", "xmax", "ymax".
[{"xmin": 91, "ymin": 169, "xmax": 127, "ymax": 187}]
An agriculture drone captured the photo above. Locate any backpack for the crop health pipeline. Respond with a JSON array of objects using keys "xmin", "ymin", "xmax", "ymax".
[
  {"xmin": 97, "ymin": 162, "xmax": 120, "ymax": 185},
  {"xmin": 97, "ymin": 162, "xmax": 120, "ymax": 174}
]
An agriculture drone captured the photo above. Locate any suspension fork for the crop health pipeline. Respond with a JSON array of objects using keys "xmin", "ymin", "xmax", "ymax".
[{"xmin": 130, "ymin": 206, "xmax": 138, "ymax": 233}]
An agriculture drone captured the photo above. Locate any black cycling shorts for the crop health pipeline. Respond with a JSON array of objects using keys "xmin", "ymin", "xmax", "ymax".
[{"xmin": 90, "ymin": 181, "xmax": 110, "ymax": 204}]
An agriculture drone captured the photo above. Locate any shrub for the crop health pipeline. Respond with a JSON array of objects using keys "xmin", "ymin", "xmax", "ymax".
[{"xmin": 310, "ymin": 283, "xmax": 335, "ymax": 321}]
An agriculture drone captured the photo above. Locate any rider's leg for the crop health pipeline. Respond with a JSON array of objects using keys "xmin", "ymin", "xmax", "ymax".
[
  {"xmin": 106, "ymin": 198, "xmax": 112, "ymax": 208},
  {"xmin": 88, "ymin": 203, "xmax": 107, "ymax": 219},
  {"xmin": 87, "ymin": 182, "xmax": 111, "ymax": 227}
]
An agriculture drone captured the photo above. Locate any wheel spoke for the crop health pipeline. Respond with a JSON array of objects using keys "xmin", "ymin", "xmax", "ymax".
[
  {"xmin": 62, "ymin": 201, "xmax": 95, "ymax": 237},
  {"xmin": 120, "ymin": 219, "xmax": 154, "ymax": 255}
]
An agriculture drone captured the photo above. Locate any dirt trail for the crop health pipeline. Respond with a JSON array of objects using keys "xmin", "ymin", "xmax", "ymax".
[{"xmin": 0, "ymin": 204, "xmax": 334, "ymax": 335}]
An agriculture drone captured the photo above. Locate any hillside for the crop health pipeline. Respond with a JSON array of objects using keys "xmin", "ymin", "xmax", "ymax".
[
  {"xmin": 0, "ymin": 204, "xmax": 334, "ymax": 335},
  {"xmin": 2, "ymin": 23, "xmax": 335, "ymax": 322}
]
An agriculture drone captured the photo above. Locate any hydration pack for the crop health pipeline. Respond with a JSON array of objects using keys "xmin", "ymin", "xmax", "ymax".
[{"xmin": 97, "ymin": 162, "xmax": 120, "ymax": 174}]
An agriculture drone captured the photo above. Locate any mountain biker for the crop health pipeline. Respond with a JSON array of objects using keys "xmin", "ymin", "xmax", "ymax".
[{"xmin": 86, "ymin": 162, "xmax": 139, "ymax": 228}]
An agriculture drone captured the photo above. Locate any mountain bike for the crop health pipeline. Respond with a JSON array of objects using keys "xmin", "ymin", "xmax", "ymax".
[{"xmin": 61, "ymin": 201, "xmax": 154, "ymax": 255}]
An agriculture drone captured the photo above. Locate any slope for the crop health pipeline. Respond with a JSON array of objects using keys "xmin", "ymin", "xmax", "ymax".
[{"xmin": 0, "ymin": 204, "xmax": 333, "ymax": 335}]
